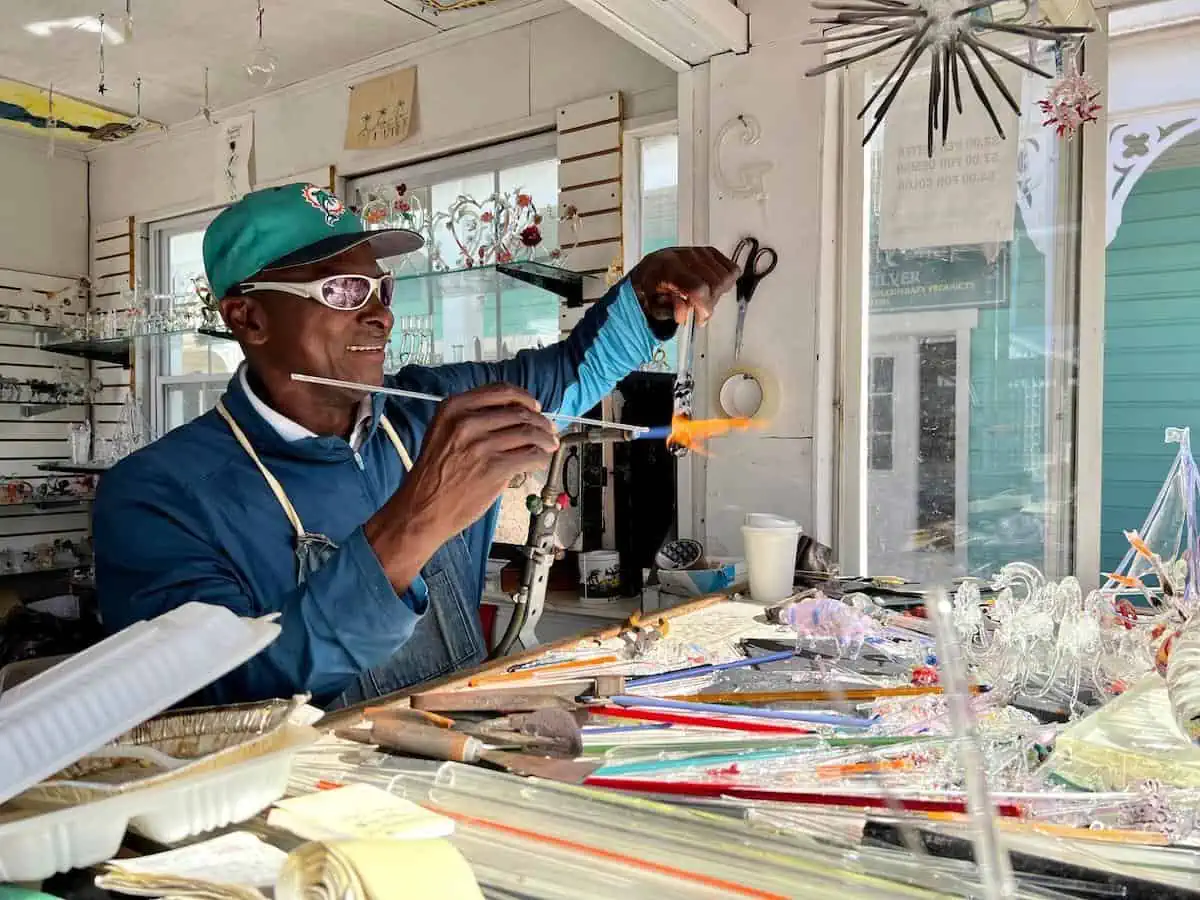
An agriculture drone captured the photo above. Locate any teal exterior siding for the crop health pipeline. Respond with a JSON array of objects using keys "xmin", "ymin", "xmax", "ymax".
[
  {"xmin": 967, "ymin": 225, "xmax": 1051, "ymax": 575},
  {"xmin": 1101, "ymin": 164, "xmax": 1200, "ymax": 571}
]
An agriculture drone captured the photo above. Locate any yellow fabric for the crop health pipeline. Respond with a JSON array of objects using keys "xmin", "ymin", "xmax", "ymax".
[{"xmin": 276, "ymin": 839, "xmax": 483, "ymax": 900}]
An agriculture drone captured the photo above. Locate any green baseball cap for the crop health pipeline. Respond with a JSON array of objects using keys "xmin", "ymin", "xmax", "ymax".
[{"xmin": 202, "ymin": 182, "xmax": 423, "ymax": 301}]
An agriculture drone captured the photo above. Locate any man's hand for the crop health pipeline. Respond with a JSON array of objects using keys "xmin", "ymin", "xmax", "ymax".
[
  {"xmin": 365, "ymin": 384, "xmax": 558, "ymax": 591},
  {"xmin": 629, "ymin": 247, "xmax": 739, "ymax": 338}
]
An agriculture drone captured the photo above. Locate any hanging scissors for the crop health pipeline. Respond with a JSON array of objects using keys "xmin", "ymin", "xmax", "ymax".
[{"xmin": 731, "ymin": 236, "xmax": 779, "ymax": 361}]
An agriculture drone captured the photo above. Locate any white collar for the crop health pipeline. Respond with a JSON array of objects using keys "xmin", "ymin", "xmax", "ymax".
[{"xmin": 238, "ymin": 364, "xmax": 374, "ymax": 450}]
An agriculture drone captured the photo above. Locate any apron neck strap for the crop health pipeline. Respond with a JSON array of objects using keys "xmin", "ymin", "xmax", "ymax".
[
  {"xmin": 216, "ymin": 400, "xmax": 305, "ymax": 539},
  {"xmin": 215, "ymin": 401, "xmax": 416, "ymax": 541},
  {"xmin": 378, "ymin": 415, "xmax": 413, "ymax": 472}
]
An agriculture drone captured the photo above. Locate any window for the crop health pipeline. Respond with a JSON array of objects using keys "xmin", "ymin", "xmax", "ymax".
[
  {"xmin": 149, "ymin": 211, "xmax": 242, "ymax": 436},
  {"xmin": 625, "ymin": 125, "xmax": 680, "ymax": 370},
  {"xmin": 845, "ymin": 46, "xmax": 1084, "ymax": 584},
  {"xmin": 867, "ymin": 356, "xmax": 894, "ymax": 471},
  {"xmin": 347, "ymin": 138, "xmax": 561, "ymax": 365}
]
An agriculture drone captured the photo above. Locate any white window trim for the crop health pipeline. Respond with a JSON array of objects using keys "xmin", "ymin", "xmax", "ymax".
[{"xmin": 146, "ymin": 209, "xmax": 224, "ymax": 438}]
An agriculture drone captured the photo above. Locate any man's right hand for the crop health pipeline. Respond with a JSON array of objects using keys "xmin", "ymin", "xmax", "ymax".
[{"xmin": 365, "ymin": 383, "xmax": 559, "ymax": 591}]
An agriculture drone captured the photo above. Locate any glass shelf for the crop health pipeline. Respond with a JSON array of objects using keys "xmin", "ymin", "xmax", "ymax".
[
  {"xmin": 40, "ymin": 327, "xmax": 235, "ymax": 367},
  {"xmin": 37, "ymin": 263, "xmax": 599, "ymax": 367},
  {"xmin": 37, "ymin": 462, "xmax": 112, "ymax": 476},
  {"xmin": 391, "ymin": 260, "xmax": 600, "ymax": 307}
]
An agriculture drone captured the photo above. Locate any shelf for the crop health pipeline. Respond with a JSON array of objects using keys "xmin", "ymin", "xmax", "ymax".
[
  {"xmin": 39, "ymin": 326, "xmax": 230, "ymax": 367},
  {"xmin": 18, "ymin": 402, "xmax": 78, "ymax": 419},
  {"xmin": 498, "ymin": 260, "xmax": 597, "ymax": 307},
  {"xmin": 0, "ymin": 496, "xmax": 94, "ymax": 510},
  {"xmin": 37, "ymin": 462, "xmax": 112, "ymax": 475},
  {"xmin": 391, "ymin": 260, "xmax": 602, "ymax": 307}
]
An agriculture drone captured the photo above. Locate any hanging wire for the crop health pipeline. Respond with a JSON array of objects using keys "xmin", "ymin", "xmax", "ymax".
[
  {"xmin": 256, "ymin": 0, "xmax": 266, "ymax": 41},
  {"xmin": 122, "ymin": 0, "xmax": 134, "ymax": 41},
  {"xmin": 202, "ymin": 66, "xmax": 215, "ymax": 124},
  {"xmin": 46, "ymin": 83, "xmax": 57, "ymax": 159},
  {"xmin": 97, "ymin": 12, "xmax": 106, "ymax": 95}
]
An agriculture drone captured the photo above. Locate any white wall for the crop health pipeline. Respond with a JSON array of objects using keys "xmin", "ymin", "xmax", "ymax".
[
  {"xmin": 0, "ymin": 133, "xmax": 88, "ymax": 276},
  {"xmin": 682, "ymin": 0, "xmax": 826, "ymax": 555},
  {"xmin": 1108, "ymin": 22, "xmax": 1200, "ymax": 117},
  {"xmin": 88, "ymin": 7, "xmax": 676, "ymax": 224}
]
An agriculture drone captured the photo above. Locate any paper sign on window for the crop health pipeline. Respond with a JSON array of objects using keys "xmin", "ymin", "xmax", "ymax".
[
  {"xmin": 344, "ymin": 67, "xmax": 416, "ymax": 151},
  {"xmin": 878, "ymin": 68, "xmax": 1020, "ymax": 251}
]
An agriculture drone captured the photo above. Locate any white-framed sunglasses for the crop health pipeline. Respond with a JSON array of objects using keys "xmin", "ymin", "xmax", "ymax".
[{"xmin": 238, "ymin": 274, "xmax": 395, "ymax": 311}]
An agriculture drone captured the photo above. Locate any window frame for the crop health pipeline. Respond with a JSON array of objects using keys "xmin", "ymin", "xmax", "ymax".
[
  {"xmin": 623, "ymin": 119, "xmax": 681, "ymax": 275},
  {"xmin": 146, "ymin": 208, "xmax": 225, "ymax": 438},
  {"xmin": 826, "ymin": 42, "xmax": 1104, "ymax": 584},
  {"xmin": 345, "ymin": 133, "xmax": 560, "ymax": 363}
]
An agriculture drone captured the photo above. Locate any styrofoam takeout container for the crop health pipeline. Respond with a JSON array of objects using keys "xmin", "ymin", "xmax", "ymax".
[
  {"xmin": 0, "ymin": 601, "xmax": 317, "ymax": 881},
  {"xmin": 658, "ymin": 557, "xmax": 747, "ymax": 597}
]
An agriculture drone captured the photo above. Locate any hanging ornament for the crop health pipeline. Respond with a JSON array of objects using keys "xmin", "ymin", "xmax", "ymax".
[
  {"xmin": 1037, "ymin": 42, "xmax": 1101, "ymax": 138},
  {"xmin": 46, "ymin": 84, "xmax": 57, "ymax": 160},
  {"xmin": 130, "ymin": 75, "xmax": 147, "ymax": 129},
  {"xmin": 96, "ymin": 12, "xmax": 107, "ymax": 95},
  {"xmin": 200, "ymin": 66, "xmax": 216, "ymax": 125},
  {"xmin": 121, "ymin": 0, "xmax": 134, "ymax": 42},
  {"xmin": 245, "ymin": 0, "xmax": 278, "ymax": 88},
  {"xmin": 803, "ymin": 0, "xmax": 1094, "ymax": 157}
]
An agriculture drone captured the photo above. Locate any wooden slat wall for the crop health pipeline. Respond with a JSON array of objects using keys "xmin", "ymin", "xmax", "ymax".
[
  {"xmin": 90, "ymin": 217, "xmax": 137, "ymax": 443},
  {"xmin": 558, "ymin": 92, "xmax": 623, "ymax": 336},
  {"xmin": 0, "ymin": 270, "xmax": 93, "ymax": 568}
]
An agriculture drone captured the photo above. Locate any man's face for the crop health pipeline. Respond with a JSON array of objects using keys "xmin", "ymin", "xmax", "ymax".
[{"xmin": 220, "ymin": 243, "xmax": 393, "ymax": 389}]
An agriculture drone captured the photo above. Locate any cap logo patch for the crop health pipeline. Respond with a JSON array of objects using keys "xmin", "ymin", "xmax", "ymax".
[{"xmin": 301, "ymin": 184, "xmax": 346, "ymax": 227}]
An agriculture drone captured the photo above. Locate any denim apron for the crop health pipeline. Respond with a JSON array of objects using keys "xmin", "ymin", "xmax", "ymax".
[{"xmin": 215, "ymin": 402, "xmax": 487, "ymax": 709}]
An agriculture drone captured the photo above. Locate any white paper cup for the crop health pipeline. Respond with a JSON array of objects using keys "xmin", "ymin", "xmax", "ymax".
[
  {"xmin": 741, "ymin": 524, "xmax": 801, "ymax": 603},
  {"xmin": 745, "ymin": 513, "xmax": 798, "ymax": 530}
]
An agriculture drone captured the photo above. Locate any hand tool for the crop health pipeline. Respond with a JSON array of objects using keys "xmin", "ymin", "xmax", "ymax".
[
  {"xmin": 730, "ymin": 236, "xmax": 778, "ymax": 361},
  {"xmin": 667, "ymin": 307, "xmax": 697, "ymax": 458},
  {"xmin": 343, "ymin": 717, "xmax": 601, "ymax": 784},
  {"xmin": 290, "ymin": 372, "xmax": 648, "ymax": 434}
]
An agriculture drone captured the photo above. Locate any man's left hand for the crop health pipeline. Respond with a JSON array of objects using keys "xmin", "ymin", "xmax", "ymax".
[{"xmin": 629, "ymin": 247, "xmax": 739, "ymax": 339}]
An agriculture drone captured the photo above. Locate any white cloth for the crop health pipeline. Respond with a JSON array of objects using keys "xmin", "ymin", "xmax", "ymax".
[{"xmin": 238, "ymin": 364, "xmax": 374, "ymax": 450}]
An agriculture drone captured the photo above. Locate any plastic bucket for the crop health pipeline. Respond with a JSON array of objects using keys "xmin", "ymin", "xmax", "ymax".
[
  {"xmin": 741, "ymin": 519, "xmax": 801, "ymax": 604},
  {"xmin": 578, "ymin": 550, "xmax": 622, "ymax": 601}
]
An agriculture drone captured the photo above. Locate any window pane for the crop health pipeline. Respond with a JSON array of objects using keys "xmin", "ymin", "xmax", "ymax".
[
  {"xmin": 1100, "ymin": 122, "xmax": 1200, "ymax": 571},
  {"xmin": 640, "ymin": 134, "xmax": 678, "ymax": 257},
  {"xmin": 431, "ymin": 173, "xmax": 497, "ymax": 271},
  {"xmin": 167, "ymin": 231, "xmax": 205, "ymax": 297},
  {"xmin": 862, "ymin": 53, "xmax": 1077, "ymax": 583},
  {"xmin": 163, "ymin": 382, "xmax": 227, "ymax": 432},
  {"xmin": 500, "ymin": 159, "xmax": 560, "ymax": 253},
  {"xmin": 639, "ymin": 134, "xmax": 680, "ymax": 370},
  {"xmin": 163, "ymin": 227, "xmax": 243, "ymax": 378}
]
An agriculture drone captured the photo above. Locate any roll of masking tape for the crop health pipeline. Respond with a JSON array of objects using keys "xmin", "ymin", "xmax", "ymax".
[{"xmin": 718, "ymin": 367, "xmax": 777, "ymax": 421}]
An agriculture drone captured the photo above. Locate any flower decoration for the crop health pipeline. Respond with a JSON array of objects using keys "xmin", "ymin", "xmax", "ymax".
[
  {"xmin": 1038, "ymin": 71, "xmax": 1102, "ymax": 138},
  {"xmin": 804, "ymin": 0, "xmax": 1094, "ymax": 157},
  {"xmin": 356, "ymin": 183, "xmax": 580, "ymax": 272}
]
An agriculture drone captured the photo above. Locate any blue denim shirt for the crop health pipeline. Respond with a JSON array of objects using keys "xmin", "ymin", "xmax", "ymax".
[{"xmin": 94, "ymin": 280, "xmax": 660, "ymax": 704}]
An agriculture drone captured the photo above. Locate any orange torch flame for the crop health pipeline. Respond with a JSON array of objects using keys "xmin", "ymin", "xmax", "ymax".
[{"xmin": 668, "ymin": 415, "xmax": 764, "ymax": 455}]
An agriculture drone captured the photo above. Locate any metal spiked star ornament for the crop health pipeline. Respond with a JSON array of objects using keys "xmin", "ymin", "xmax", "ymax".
[{"xmin": 804, "ymin": 0, "xmax": 1093, "ymax": 156}]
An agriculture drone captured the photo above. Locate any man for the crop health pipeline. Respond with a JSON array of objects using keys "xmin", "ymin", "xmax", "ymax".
[{"xmin": 94, "ymin": 182, "xmax": 736, "ymax": 709}]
